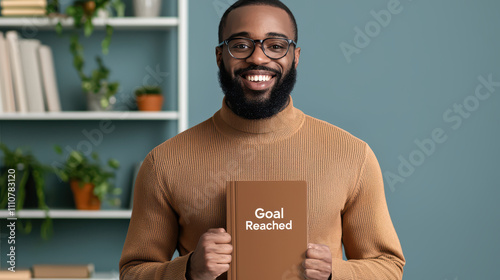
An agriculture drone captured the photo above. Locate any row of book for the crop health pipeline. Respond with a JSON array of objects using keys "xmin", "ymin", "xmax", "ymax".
[
  {"xmin": 0, "ymin": 264, "xmax": 93, "ymax": 279},
  {"xmin": 0, "ymin": 30, "xmax": 61, "ymax": 113},
  {"xmin": 1, "ymin": 0, "xmax": 47, "ymax": 16}
]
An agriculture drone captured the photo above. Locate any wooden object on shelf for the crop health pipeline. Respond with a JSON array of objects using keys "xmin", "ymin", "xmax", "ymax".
[
  {"xmin": 32, "ymin": 264, "xmax": 94, "ymax": 278},
  {"xmin": 0, "ymin": 270, "xmax": 31, "ymax": 279}
]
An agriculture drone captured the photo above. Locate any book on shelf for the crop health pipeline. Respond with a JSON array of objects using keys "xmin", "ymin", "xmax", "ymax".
[
  {"xmin": 0, "ymin": 31, "xmax": 15, "ymax": 113},
  {"xmin": 226, "ymin": 181, "xmax": 308, "ymax": 280},
  {"xmin": 1, "ymin": 0, "xmax": 47, "ymax": 8},
  {"xmin": 19, "ymin": 39, "xmax": 45, "ymax": 112},
  {"xmin": 38, "ymin": 44, "xmax": 61, "ymax": 112},
  {"xmin": 0, "ymin": 30, "xmax": 60, "ymax": 113},
  {"xmin": 5, "ymin": 30, "xmax": 28, "ymax": 113},
  {"xmin": 1, "ymin": 8, "xmax": 46, "ymax": 16},
  {"xmin": 0, "ymin": 270, "xmax": 31, "ymax": 279},
  {"xmin": 32, "ymin": 264, "xmax": 94, "ymax": 278}
]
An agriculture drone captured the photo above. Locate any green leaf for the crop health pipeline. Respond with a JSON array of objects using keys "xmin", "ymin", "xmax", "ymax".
[
  {"xmin": 84, "ymin": 18, "xmax": 94, "ymax": 37},
  {"xmin": 108, "ymin": 159, "xmax": 120, "ymax": 169},
  {"xmin": 55, "ymin": 21, "xmax": 63, "ymax": 35},
  {"xmin": 54, "ymin": 145, "xmax": 63, "ymax": 155},
  {"xmin": 100, "ymin": 98, "xmax": 109, "ymax": 109}
]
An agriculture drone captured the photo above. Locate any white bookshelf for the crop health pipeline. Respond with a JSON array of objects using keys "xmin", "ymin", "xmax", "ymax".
[
  {"xmin": 0, "ymin": 209, "xmax": 132, "ymax": 219},
  {"xmin": 0, "ymin": 111, "xmax": 179, "ymax": 120},
  {"xmin": 0, "ymin": 17, "xmax": 179, "ymax": 30},
  {"xmin": 0, "ymin": 4, "xmax": 189, "ymax": 133}
]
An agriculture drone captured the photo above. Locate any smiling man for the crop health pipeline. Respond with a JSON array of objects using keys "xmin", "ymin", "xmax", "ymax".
[{"xmin": 119, "ymin": 1, "xmax": 405, "ymax": 280}]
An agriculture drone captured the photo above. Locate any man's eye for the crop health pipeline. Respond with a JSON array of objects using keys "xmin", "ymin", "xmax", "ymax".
[
  {"xmin": 269, "ymin": 44, "xmax": 285, "ymax": 49},
  {"xmin": 232, "ymin": 44, "xmax": 251, "ymax": 49}
]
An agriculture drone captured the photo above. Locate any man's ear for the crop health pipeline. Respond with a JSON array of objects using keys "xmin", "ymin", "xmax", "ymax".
[
  {"xmin": 294, "ymin": 47, "xmax": 301, "ymax": 69},
  {"xmin": 216, "ymin": 46, "xmax": 223, "ymax": 68}
]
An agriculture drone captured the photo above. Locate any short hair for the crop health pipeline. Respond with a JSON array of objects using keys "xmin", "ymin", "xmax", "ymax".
[{"xmin": 218, "ymin": 0, "xmax": 298, "ymax": 43}]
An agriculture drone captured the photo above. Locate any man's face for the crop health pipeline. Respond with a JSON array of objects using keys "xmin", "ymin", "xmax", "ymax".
[{"xmin": 216, "ymin": 5, "xmax": 301, "ymax": 119}]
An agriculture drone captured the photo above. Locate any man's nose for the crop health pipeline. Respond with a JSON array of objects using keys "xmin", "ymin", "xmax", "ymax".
[{"xmin": 245, "ymin": 43, "xmax": 271, "ymax": 65}]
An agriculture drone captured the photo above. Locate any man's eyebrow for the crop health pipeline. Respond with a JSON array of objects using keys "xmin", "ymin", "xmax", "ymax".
[
  {"xmin": 226, "ymin": 32, "xmax": 251, "ymax": 40},
  {"xmin": 266, "ymin": 32, "xmax": 289, "ymax": 39},
  {"xmin": 225, "ymin": 32, "xmax": 290, "ymax": 40}
]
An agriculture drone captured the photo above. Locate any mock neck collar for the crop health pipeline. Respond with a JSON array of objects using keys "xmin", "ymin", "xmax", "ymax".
[{"xmin": 212, "ymin": 96, "xmax": 305, "ymax": 143}]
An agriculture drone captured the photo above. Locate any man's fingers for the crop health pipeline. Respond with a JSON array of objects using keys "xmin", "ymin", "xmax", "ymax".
[
  {"xmin": 208, "ymin": 228, "xmax": 226, "ymax": 233},
  {"xmin": 303, "ymin": 268, "xmax": 327, "ymax": 280},
  {"xmin": 203, "ymin": 228, "xmax": 232, "ymax": 243},
  {"xmin": 303, "ymin": 258, "xmax": 325, "ymax": 269},
  {"xmin": 211, "ymin": 243, "xmax": 233, "ymax": 254},
  {"xmin": 306, "ymin": 244, "xmax": 331, "ymax": 259}
]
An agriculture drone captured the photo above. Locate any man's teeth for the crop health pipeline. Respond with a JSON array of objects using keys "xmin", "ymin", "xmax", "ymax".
[{"xmin": 245, "ymin": 75, "xmax": 272, "ymax": 82}]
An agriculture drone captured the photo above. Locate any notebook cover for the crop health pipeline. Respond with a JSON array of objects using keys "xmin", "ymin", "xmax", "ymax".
[{"xmin": 227, "ymin": 181, "xmax": 307, "ymax": 280}]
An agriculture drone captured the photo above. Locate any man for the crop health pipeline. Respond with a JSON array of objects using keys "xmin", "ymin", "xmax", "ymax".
[{"xmin": 119, "ymin": 1, "xmax": 405, "ymax": 279}]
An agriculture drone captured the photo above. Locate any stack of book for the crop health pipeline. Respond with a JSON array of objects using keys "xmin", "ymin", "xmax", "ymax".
[
  {"xmin": 0, "ymin": 0, "xmax": 47, "ymax": 16},
  {"xmin": 0, "ymin": 30, "xmax": 61, "ymax": 113},
  {"xmin": 32, "ymin": 264, "xmax": 95, "ymax": 278}
]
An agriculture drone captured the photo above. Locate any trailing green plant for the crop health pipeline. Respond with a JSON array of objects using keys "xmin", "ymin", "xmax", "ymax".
[
  {"xmin": 53, "ymin": 146, "xmax": 121, "ymax": 206},
  {"xmin": 49, "ymin": 0, "xmax": 124, "ymax": 109},
  {"xmin": 135, "ymin": 86, "xmax": 163, "ymax": 96},
  {"xmin": 0, "ymin": 144, "xmax": 53, "ymax": 240}
]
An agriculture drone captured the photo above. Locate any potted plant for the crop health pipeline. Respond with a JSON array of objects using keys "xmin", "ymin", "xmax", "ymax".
[
  {"xmin": 53, "ymin": 146, "xmax": 121, "ymax": 210},
  {"xmin": 49, "ymin": 0, "xmax": 124, "ymax": 110},
  {"xmin": 0, "ymin": 144, "xmax": 52, "ymax": 240},
  {"xmin": 135, "ymin": 86, "xmax": 164, "ymax": 111}
]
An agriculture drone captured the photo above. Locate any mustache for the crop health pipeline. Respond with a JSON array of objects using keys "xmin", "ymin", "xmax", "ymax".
[{"xmin": 234, "ymin": 65, "xmax": 281, "ymax": 77}]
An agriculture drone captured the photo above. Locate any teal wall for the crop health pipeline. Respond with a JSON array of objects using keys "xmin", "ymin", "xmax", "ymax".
[
  {"xmin": 190, "ymin": 1, "xmax": 500, "ymax": 279},
  {"xmin": 1, "ymin": 0, "xmax": 499, "ymax": 279}
]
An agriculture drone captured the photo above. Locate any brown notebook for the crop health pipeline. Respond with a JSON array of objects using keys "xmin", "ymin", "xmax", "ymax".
[
  {"xmin": 226, "ymin": 181, "xmax": 308, "ymax": 280},
  {"xmin": 32, "ymin": 264, "xmax": 94, "ymax": 278}
]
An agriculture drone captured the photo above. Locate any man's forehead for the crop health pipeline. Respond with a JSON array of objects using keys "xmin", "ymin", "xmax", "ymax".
[{"xmin": 223, "ymin": 5, "xmax": 294, "ymax": 40}]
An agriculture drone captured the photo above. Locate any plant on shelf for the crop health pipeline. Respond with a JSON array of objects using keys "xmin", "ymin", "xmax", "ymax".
[
  {"xmin": 49, "ymin": 0, "xmax": 124, "ymax": 110},
  {"xmin": 0, "ymin": 144, "xmax": 53, "ymax": 240},
  {"xmin": 135, "ymin": 86, "xmax": 164, "ymax": 111},
  {"xmin": 53, "ymin": 146, "xmax": 121, "ymax": 210}
]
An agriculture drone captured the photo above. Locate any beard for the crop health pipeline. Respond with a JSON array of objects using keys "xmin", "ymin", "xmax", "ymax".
[{"xmin": 218, "ymin": 59, "xmax": 297, "ymax": 119}]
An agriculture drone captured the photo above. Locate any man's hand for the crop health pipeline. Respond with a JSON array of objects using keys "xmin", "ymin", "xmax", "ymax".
[
  {"xmin": 188, "ymin": 228, "xmax": 232, "ymax": 280},
  {"xmin": 303, "ymin": 243, "xmax": 332, "ymax": 280}
]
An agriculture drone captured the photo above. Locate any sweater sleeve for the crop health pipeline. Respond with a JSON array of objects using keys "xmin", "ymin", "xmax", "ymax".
[
  {"xmin": 119, "ymin": 153, "xmax": 191, "ymax": 280},
  {"xmin": 332, "ymin": 144, "xmax": 405, "ymax": 280}
]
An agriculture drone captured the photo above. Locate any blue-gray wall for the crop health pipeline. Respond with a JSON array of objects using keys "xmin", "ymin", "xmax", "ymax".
[
  {"xmin": 191, "ymin": 1, "xmax": 500, "ymax": 279},
  {"xmin": 1, "ymin": 0, "xmax": 499, "ymax": 279}
]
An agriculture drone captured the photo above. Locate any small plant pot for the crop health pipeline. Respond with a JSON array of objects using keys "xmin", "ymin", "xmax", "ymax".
[
  {"xmin": 136, "ymin": 95, "xmax": 163, "ymax": 111},
  {"xmin": 133, "ymin": 0, "xmax": 162, "ymax": 17},
  {"xmin": 70, "ymin": 180, "xmax": 101, "ymax": 210}
]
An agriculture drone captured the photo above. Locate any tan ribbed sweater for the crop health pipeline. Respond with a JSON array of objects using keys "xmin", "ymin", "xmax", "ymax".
[{"xmin": 119, "ymin": 97, "xmax": 405, "ymax": 280}]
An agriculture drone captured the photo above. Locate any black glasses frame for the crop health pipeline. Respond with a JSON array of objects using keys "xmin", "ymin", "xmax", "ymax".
[{"xmin": 217, "ymin": 37, "xmax": 297, "ymax": 60}]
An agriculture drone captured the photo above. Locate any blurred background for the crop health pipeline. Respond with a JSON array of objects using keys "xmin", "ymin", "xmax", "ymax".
[{"xmin": 0, "ymin": 0, "xmax": 499, "ymax": 279}]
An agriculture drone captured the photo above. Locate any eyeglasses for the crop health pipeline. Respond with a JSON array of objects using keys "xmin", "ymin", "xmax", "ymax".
[{"xmin": 217, "ymin": 37, "xmax": 297, "ymax": 60}]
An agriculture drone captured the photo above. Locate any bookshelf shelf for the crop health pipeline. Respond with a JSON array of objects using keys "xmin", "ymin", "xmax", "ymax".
[
  {"xmin": 0, "ymin": 17, "xmax": 179, "ymax": 30},
  {"xmin": 0, "ymin": 111, "xmax": 179, "ymax": 120},
  {"xmin": 0, "ymin": 209, "xmax": 132, "ymax": 219}
]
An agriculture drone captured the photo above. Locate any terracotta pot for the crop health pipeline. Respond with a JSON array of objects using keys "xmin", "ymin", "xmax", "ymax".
[
  {"xmin": 70, "ymin": 180, "xmax": 100, "ymax": 210},
  {"xmin": 136, "ymin": 95, "xmax": 163, "ymax": 111}
]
